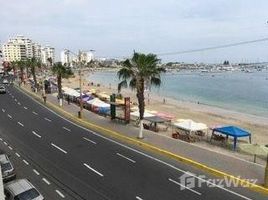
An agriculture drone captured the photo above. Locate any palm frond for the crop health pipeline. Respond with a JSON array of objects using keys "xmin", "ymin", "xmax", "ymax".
[
  {"xmin": 117, "ymin": 67, "xmax": 133, "ymax": 80},
  {"xmin": 150, "ymin": 77, "xmax": 161, "ymax": 87},
  {"xmin": 118, "ymin": 80, "xmax": 128, "ymax": 93},
  {"xmin": 129, "ymin": 78, "xmax": 137, "ymax": 90}
]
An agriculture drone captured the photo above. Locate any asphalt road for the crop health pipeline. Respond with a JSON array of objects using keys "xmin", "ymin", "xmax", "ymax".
[{"xmin": 0, "ymin": 81, "xmax": 267, "ymax": 200}]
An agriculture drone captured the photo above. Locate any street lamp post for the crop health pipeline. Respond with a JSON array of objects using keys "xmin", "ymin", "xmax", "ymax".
[
  {"xmin": 78, "ymin": 62, "xmax": 83, "ymax": 118},
  {"xmin": 67, "ymin": 49, "xmax": 94, "ymax": 119}
]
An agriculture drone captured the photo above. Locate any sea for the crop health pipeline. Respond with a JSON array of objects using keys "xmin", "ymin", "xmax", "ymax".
[{"xmin": 87, "ymin": 70, "xmax": 268, "ymax": 118}]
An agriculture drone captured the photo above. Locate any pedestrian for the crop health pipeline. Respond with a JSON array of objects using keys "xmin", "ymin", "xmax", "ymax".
[
  {"xmin": 42, "ymin": 93, "xmax": 47, "ymax": 104},
  {"xmin": 67, "ymin": 95, "xmax": 70, "ymax": 105}
]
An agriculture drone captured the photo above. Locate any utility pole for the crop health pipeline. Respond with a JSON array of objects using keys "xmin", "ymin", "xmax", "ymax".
[
  {"xmin": 66, "ymin": 49, "xmax": 95, "ymax": 118},
  {"xmin": 78, "ymin": 57, "xmax": 83, "ymax": 118}
]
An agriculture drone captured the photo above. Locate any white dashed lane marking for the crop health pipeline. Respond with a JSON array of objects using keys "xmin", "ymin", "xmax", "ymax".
[
  {"xmin": 33, "ymin": 169, "xmax": 40, "ymax": 176},
  {"xmin": 18, "ymin": 102, "xmax": 21, "ymax": 105},
  {"xmin": 8, "ymin": 146, "xmax": 13, "ymax": 150},
  {"xmin": 51, "ymin": 143, "xmax": 67, "ymax": 154},
  {"xmin": 7, "ymin": 114, "xmax": 12, "ymax": 119},
  {"xmin": 136, "ymin": 196, "xmax": 143, "ymax": 200},
  {"xmin": 1, "ymin": 109, "xmax": 5, "ymax": 112},
  {"xmin": 44, "ymin": 117, "xmax": 52, "ymax": 122},
  {"xmin": 24, "ymin": 106, "xmax": 28, "ymax": 110},
  {"xmin": 15, "ymin": 153, "xmax": 21, "ymax": 157},
  {"xmin": 116, "ymin": 153, "xmax": 136, "ymax": 163},
  {"xmin": 62, "ymin": 127, "xmax": 71, "ymax": 132},
  {"xmin": 42, "ymin": 178, "xmax": 51, "ymax": 185},
  {"xmin": 32, "ymin": 111, "xmax": 38, "ymax": 115},
  {"xmin": 168, "ymin": 178, "xmax": 201, "ymax": 196},
  {"xmin": 32, "ymin": 131, "xmax": 42, "ymax": 138},
  {"xmin": 83, "ymin": 137, "xmax": 97, "ymax": 145},
  {"xmin": 18, "ymin": 122, "xmax": 24, "ymax": 127},
  {"xmin": 55, "ymin": 190, "xmax": 65, "ymax": 198},
  {"xmin": 83, "ymin": 163, "xmax": 104, "ymax": 177},
  {"xmin": 4, "ymin": 142, "xmax": 8, "ymax": 146},
  {"xmin": 23, "ymin": 159, "xmax": 29, "ymax": 165}
]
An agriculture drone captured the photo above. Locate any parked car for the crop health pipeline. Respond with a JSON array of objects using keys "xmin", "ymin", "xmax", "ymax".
[
  {"xmin": 4, "ymin": 179, "xmax": 44, "ymax": 200},
  {"xmin": 0, "ymin": 154, "xmax": 16, "ymax": 182},
  {"xmin": 2, "ymin": 79, "xmax": 9, "ymax": 84},
  {"xmin": 0, "ymin": 85, "xmax": 6, "ymax": 94}
]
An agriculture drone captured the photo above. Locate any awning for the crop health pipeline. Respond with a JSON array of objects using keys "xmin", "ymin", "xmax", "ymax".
[
  {"xmin": 173, "ymin": 119, "xmax": 208, "ymax": 132},
  {"xmin": 144, "ymin": 116, "xmax": 171, "ymax": 123},
  {"xmin": 86, "ymin": 98, "xmax": 110, "ymax": 108},
  {"xmin": 212, "ymin": 126, "xmax": 251, "ymax": 150},
  {"xmin": 130, "ymin": 111, "xmax": 155, "ymax": 118}
]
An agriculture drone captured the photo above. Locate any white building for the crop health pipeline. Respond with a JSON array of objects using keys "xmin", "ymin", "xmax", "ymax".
[
  {"xmin": 60, "ymin": 49, "xmax": 70, "ymax": 65},
  {"xmin": 32, "ymin": 43, "xmax": 41, "ymax": 59},
  {"xmin": 79, "ymin": 51, "xmax": 94, "ymax": 63},
  {"xmin": 41, "ymin": 46, "xmax": 55, "ymax": 66},
  {"xmin": 2, "ymin": 35, "xmax": 55, "ymax": 65},
  {"xmin": 2, "ymin": 35, "xmax": 32, "ymax": 61}
]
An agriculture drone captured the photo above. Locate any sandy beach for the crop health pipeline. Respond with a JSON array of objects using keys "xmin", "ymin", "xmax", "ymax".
[{"xmin": 62, "ymin": 73, "xmax": 268, "ymax": 147}]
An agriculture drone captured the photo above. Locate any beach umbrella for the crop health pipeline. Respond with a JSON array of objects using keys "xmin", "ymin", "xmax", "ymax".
[{"xmin": 239, "ymin": 144, "xmax": 268, "ymax": 163}]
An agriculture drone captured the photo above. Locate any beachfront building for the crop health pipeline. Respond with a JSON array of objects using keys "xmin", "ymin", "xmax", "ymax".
[
  {"xmin": 61, "ymin": 49, "xmax": 70, "ymax": 65},
  {"xmin": 32, "ymin": 43, "xmax": 42, "ymax": 59},
  {"xmin": 2, "ymin": 35, "xmax": 33, "ymax": 62},
  {"xmin": 78, "ymin": 50, "xmax": 94, "ymax": 63},
  {"xmin": 41, "ymin": 46, "xmax": 55, "ymax": 66},
  {"xmin": 2, "ymin": 35, "xmax": 55, "ymax": 65}
]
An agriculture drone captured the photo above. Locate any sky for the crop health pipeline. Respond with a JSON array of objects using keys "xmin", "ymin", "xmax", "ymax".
[{"xmin": 1, "ymin": 0, "xmax": 268, "ymax": 63}]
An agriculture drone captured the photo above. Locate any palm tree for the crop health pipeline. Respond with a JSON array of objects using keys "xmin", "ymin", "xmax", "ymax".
[
  {"xmin": 51, "ymin": 62, "xmax": 73, "ymax": 106},
  {"xmin": 117, "ymin": 52, "xmax": 165, "ymax": 138},
  {"xmin": 26, "ymin": 57, "xmax": 42, "ymax": 91},
  {"xmin": 47, "ymin": 57, "xmax": 53, "ymax": 67},
  {"xmin": 15, "ymin": 60, "xmax": 26, "ymax": 83},
  {"xmin": 10, "ymin": 61, "xmax": 18, "ymax": 78}
]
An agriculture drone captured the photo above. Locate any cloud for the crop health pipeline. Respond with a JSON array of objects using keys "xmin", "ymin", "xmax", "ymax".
[{"xmin": 1, "ymin": 0, "xmax": 268, "ymax": 62}]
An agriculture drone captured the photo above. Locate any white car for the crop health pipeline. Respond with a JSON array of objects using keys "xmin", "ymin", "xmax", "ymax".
[
  {"xmin": 0, "ymin": 85, "xmax": 6, "ymax": 94},
  {"xmin": 0, "ymin": 154, "xmax": 16, "ymax": 182},
  {"xmin": 4, "ymin": 179, "xmax": 44, "ymax": 200},
  {"xmin": 2, "ymin": 79, "xmax": 9, "ymax": 84}
]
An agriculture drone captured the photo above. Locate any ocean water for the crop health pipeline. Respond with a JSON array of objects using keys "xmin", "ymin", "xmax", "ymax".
[{"xmin": 87, "ymin": 70, "xmax": 268, "ymax": 118}]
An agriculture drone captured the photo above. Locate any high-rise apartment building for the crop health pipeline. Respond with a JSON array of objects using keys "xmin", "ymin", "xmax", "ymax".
[
  {"xmin": 60, "ymin": 49, "xmax": 70, "ymax": 65},
  {"xmin": 78, "ymin": 50, "xmax": 94, "ymax": 63},
  {"xmin": 32, "ymin": 43, "xmax": 41, "ymax": 59},
  {"xmin": 2, "ymin": 35, "xmax": 55, "ymax": 65},
  {"xmin": 41, "ymin": 46, "xmax": 55, "ymax": 66}
]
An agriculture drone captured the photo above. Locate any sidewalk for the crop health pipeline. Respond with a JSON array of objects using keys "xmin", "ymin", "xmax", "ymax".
[{"xmin": 22, "ymin": 85, "xmax": 266, "ymax": 185}]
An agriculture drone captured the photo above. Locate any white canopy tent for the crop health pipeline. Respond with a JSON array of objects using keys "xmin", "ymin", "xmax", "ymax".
[
  {"xmin": 130, "ymin": 111, "xmax": 155, "ymax": 118},
  {"xmin": 173, "ymin": 119, "xmax": 208, "ymax": 132},
  {"xmin": 86, "ymin": 98, "xmax": 110, "ymax": 108},
  {"xmin": 62, "ymin": 87, "xmax": 80, "ymax": 97}
]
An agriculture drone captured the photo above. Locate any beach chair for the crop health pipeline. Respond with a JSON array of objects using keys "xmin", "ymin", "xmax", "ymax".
[
  {"xmin": 143, "ymin": 123, "xmax": 150, "ymax": 130},
  {"xmin": 210, "ymin": 133, "xmax": 227, "ymax": 145},
  {"xmin": 175, "ymin": 130, "xmax": 196, "ymax": 143}
]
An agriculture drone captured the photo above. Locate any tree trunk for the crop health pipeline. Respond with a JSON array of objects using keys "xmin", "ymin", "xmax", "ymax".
[
  {"xmin": 20, "ymin": 67, "xmax": 24, "ymax": 83},
  {"xmin": 13, "ymin": 67, "xmax": 16, "ymax": 78},
  {"xmin": 26, "ymin": 67, "xmax": 30, "ymax": 78},
  {"xmin": 137, "ymin": 78, "xmax": 145, "ymax": 139},
  {"xmin": 32, "ymin": 68, "xmax": 38, "ymax": 91},
  {"xmin": 57, "ymin": 75, "xmax": 63, "ymax": 106}
]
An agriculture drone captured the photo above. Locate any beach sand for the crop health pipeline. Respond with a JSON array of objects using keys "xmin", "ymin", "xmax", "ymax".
[{"xmin": 62, "ymin": 74, "xmax": 268, "ymax": 163}]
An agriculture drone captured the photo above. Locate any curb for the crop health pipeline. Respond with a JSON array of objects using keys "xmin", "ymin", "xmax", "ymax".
[{"xmin": 16, "ymin": 85, "xmax": 268, "ymax": 195}]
